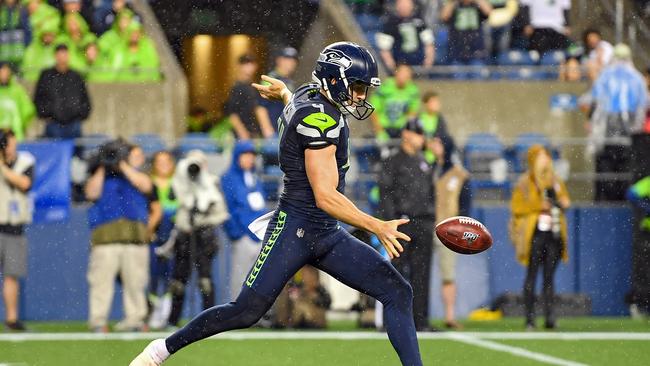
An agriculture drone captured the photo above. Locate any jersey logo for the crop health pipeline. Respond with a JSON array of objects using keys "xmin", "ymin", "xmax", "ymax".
[
  {"xmin": 302, "ymin": 112, "xmax": 337, "ymax": 134},
  {"xmin": 320, "ymin": 49, "xmax": 353, "ymax": 70}
]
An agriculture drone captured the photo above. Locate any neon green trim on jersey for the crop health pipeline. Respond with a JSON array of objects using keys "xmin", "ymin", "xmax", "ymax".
[
  {"xmin": 302, "ymin": 112, "xmax": 337, "ymax": 134},
  {"xmin": 246, "ymin": 211, "xmax": 287, "ymax": 287}
]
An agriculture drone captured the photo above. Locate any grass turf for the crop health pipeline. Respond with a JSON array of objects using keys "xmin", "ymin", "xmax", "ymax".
[
  {"xmin": 11, "ymin": 316, "xmax": 650, "ymax": 333},
  {"xmin": 0, "ymin": 339, "xmax": 545, "ymax": 366},
  {"xmin": 497, "ymin": 340, "xmax": 650, "ymax": 366},
  {"xmin": 1, "ymin": 318, "xmax": 649, "ymax": 365}
]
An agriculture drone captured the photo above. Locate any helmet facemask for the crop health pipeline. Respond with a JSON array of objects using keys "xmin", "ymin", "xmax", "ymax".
[
  {"xmin": 338, "ymin": 81, "xmax": 374, "ymax": 120},
  {"xmin": 324, "ymin": 77, "xmax": 380, "ymax": 120}
]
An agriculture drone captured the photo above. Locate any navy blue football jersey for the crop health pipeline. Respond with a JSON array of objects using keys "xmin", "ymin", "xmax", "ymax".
[{"xmin": 277, "ymin": 84, "xmax": 350, "ymax": 224}]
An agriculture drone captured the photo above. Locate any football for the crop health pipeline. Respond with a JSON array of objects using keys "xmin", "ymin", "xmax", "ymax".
[{"xmin": 435, "ymin": 216, "xmax": 493, "ymax": 254}]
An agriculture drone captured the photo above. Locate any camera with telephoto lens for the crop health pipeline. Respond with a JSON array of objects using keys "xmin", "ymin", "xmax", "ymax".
[
  {"xmin": 90, "ymin": 138, "xmax": 131, "ymax": 176},
  {"xmin": 187, "ymin": 162, "xmax": 201, "ymax": 181}
]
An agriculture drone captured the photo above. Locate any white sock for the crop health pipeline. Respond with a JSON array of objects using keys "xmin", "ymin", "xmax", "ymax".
[{"xmin": 147, "ymin": 339, "xmax": 170, "ymax": 364}]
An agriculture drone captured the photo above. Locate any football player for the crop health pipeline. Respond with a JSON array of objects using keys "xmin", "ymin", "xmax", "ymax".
[{"xmin": 130, "ymin": 42, "xmax": 422, "ymax": 366}]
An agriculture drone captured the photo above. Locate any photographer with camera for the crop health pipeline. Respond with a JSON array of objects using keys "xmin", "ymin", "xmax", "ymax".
[
  {"xmin": 166, "ymin": 150, "xmax": 229, "ymax": 328},
  {"xmin": 85, "ymin": 139, "xmax": 154, "ymax": 332},
  {"xmin": 0, "ymin": 129, "xmax": 34, "ymax": 331}
]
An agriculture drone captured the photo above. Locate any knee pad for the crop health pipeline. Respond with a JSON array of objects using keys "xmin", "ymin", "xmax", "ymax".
[
  {"xmin": 169, "ymin": 280, "xmax": 185, "ymax": 296},
  {"xmin": 199, "ymin": 277, "xmax": 213, "ymax": 295}
]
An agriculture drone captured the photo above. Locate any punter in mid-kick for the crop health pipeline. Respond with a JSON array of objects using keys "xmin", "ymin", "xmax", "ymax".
[{"xmin": 129, "ymin": 41, "xmax": 423, "ymax": 366}]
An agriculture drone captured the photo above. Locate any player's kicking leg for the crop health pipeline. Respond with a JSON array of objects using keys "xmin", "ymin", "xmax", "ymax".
[
  {"xmin": 129, "ymin": 210, "xmax": 309, "ymax": 365},
  {"xmin": 312, "ymin": 228, "xmax": 423, "ymax": 366}
]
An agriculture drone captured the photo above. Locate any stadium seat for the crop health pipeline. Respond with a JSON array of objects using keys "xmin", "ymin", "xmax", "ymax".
[
  {"xmin": 131, "ymin": 133, "xmax": 167, "ymax": 156},
  {"xmin": 496, "ymin": 50, "xmax": 540, "ymax": 80},
  {"xmin": 550, "ymin": 93, "xmax": 579, "ymax": 111},
  {"xmin": 463, "ymin": 133, "xmax": 510, "ymax": 198},
  {"xmin": 434, "ymin": 27, "xmax": 449, "ymax": 65},
  {"xmin": 262, "ymin": 164, "xmax": 283, "ymax": 201},
  {"xmin": 463, "ymin": 133, "xmax": 505, "ymax": 172},
  {"xmin": 175, "ymin": 133, "xmax": 221, "ymax": 156},
  {"xmin": 511, "ymin": 133, "xmax": 554, "ymax": 172},
  {"xmin": 353, "ymin": 142, "xmax": 381, "ymax": 174},
  {"xmin": 77, "ymin": 133, "xmax": 111, "ymax": 159},
  {"xmin": 450, "ymin": 60, "xmax": 490, "ymax": 80},
  {"xmin": 540, "ymin": 50, "xmax": 566, "ymax": 66},
  {"xmin": 497, "ymin": 49, "xmax": 537, "ymax": 66},
  {"xmin": 537, "ymin": 50, "xmax": 565, "ymax": 79}
]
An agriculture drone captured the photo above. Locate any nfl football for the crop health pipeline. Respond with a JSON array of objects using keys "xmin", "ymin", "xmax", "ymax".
[{"xmin": 435, "ymin": 216, "xmax": 492, "ymax": 254}]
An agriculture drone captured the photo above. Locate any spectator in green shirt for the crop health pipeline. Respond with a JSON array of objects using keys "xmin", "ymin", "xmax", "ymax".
[
  {"xmin": 21, "ymin": 16, "xmax": 59, "ymax": 81},
  {"xmin": 420, "ymin": 91, "xmax": 450, "ymax": 164},
  {"xmin": 112, "ymin": 21, "xmax": 160, "ymax": 82},
  {"xmin": 0, "ymin": 0, "xmax": 31, "ymax": 67},
  {"xmin": 25, "ymin": 0, "xmax": 60, "ymax": 37},
  {"xmin": 97, "ymin": 8, "xmax": 133, "ymax": 60},
  {"xmin": 0, "ymin": 62, "xmax": 35, "ymax": 140},
  {"xmin": 369, "ymin": 63, "xmax": 420, "ymax": 141},
  {"xmin": 82, "ymin": 40, "xmax": 114, "ymax": 82},
  {"xmin": 58, "ymin": 12, "xmax": 95, "ymax": 72}
]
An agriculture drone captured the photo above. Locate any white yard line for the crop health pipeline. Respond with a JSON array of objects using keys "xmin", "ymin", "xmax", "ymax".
[
  {"xmin": 448, "ymin": 333, "xmax": 589, "ymax": 366},
  {"xmin": 0, "ymin": 331, "xmax": 649, "ymax": 342}
]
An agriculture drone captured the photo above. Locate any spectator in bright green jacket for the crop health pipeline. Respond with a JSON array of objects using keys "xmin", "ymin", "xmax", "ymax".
[
  {"xmin": 97, "ymin": 8, "xmax": 133, "ymax": 60},
  {"xmin": 21, "ymin": 16, "xmax": 59, "ymax": 81},
  {"xmin": 0, "ymin": 62, "xmax": 35, "ymax": 140},
  {"xmin": 112, "ymin": 21, "xmax": 160, "ymax": 82},
  {"xmin": 419, "ymin": 91, "xmax": 451, "ymax": 164},
  {"xmin": 57, "ymin": 12, "xmax": 95, "ymax": 73},
  {"xmin": 369, "ymin": 63, "xmax": 420, "ymax": 141},
  {"xmin": 0, "ymin": 0, "xmax": 32, "ymax": 67},
  {"xmin": 82, "ymin": 40, "xmax": 115, "ymax": 82},
  {"xmin": 25, "ymin": 0, "xmax": 59, "ymax": 37}
]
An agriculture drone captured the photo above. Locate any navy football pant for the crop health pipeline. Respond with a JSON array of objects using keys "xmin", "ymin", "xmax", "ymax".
[{"xmin": 166, "ymin": 209, "xmax": 422, "ymax": 366}]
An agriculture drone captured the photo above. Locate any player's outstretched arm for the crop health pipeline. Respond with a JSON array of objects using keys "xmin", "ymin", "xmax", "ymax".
[
  {"xmin": 305, "ymin": 145, "xmax": 410, "ymax": 258},
  {"xmin": 252, "ymin": 75, "xmax": 292, "ymax": 105}
]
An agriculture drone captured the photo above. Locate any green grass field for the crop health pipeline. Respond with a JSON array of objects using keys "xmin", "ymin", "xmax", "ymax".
[{"xmin": 1, "ymin": 318, "xmax": 649, "ymax": 365}]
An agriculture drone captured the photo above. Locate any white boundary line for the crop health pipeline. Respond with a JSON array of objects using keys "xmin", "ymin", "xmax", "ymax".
[
  {"xmin": 449, "ymin": 333, "xmax": 589, "ymax": 366},
  {"xmin": 0, "ymin": 331, "xmax": 649, "ymax": 342}
]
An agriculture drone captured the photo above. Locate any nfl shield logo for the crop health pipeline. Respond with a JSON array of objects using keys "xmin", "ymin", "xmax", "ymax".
[{"xmin": 296, "ymin": 228, "xmax": 305, "ymax": 238}]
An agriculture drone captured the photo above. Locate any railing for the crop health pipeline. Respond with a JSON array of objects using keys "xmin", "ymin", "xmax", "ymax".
[
  {"xmin": 63, "ymin": 135, "xmax": 640, "ymax": 203},
  {"xmin": 17, "ymin": 67, "xmax": 164, "ymax": 82},
  {"xmin": 409, "ymin": 65, "xmax": 578, "ymax": 80}
]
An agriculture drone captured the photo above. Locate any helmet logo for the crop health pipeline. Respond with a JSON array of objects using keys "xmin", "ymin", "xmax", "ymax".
[{"xmin": 320, "ymin": 50, "xmax": 352, "ymax": 70}]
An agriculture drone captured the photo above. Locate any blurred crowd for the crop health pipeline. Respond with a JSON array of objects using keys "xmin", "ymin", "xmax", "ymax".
[
  {"xmin": 2, "ymin": 0, "xmax": 650, "ymax": 333},
  {"xmin": 0, "ymin": 0, "xmax": 161, "ymax": 82},
  {"xmin": 347, "ymin": 0, "xmax": 642, "ymax": 83}
]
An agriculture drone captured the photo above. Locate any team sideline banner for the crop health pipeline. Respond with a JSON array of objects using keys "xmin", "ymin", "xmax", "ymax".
[{"xmin": 18, "ymin": 140, "xmax": 74, "ymax": 224}]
